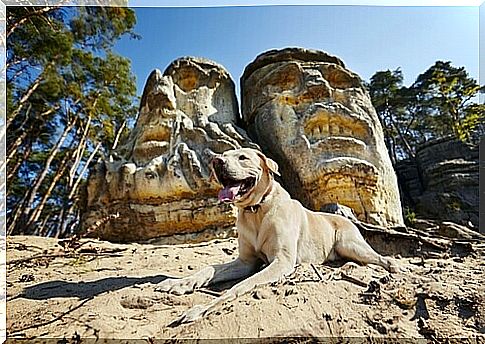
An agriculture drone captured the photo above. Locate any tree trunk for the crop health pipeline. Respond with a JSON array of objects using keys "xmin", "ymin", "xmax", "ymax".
[
  {"xmin": 7, "ymin": 129, "xmax": 29, "ymax": 165},
  {"xmin": 7, "ymin": 74, "xmax": 44, "ymax": 130},
  {"xmin": 69, "ymin": 116, "xmax": 91, "ymax": 188},
  {"xmin": 7, "ymin": 187, "xmax": 31, "ymax": 235},
  {"xmin": 37, "ymin": 212, "xmax": 53, "ymax": 237},
  {"xmin": 390, "ymin": 116, "xmax": 415, "ymax": 159},
  {"xmin": 7, "ymin": 142, "xmax": 32, "ymax": 185},
  {"xmin": 25, "ymin": 149, "xmax": 72, "ymax": 231},
  {"xmin": 7, "ymin": 105, "xmax": 60, "ymax": 164},
  {"xmin": 54, "ymin": 208, "xmax": 65, "ymax": 239},
  {"xmin": 68, "ymin": 141, "xmax": 100, "ymax": 201},
  {"xmin": 59, "ymin": 141, "xmax": 101, "ymax": 236},
  {"xmin": 10, "ymin": 117, "xmax": 76, "ymax": 233},
  {"xmin": 111, "ymin": 120, "xmax": 127, "ymax": 150}
]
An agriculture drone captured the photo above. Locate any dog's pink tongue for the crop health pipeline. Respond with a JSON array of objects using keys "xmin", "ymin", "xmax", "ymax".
[{"xmin": 218, "ymin": 185, "xmax": 241, "ymax": 202}]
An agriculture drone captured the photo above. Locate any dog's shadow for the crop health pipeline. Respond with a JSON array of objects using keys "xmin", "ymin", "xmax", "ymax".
[
  {"xmin": 14, "ymin": 275, "xmax": 170, "ymax": 301},
  {"xmin": 206, "ymin": 277, "xmax": 247, "ymax": 293},
  {"xmin": 14, "ymin": 260, "xmax": 357, "ymax": 301}
]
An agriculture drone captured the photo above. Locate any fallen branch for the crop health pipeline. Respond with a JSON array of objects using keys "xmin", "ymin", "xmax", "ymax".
[
  {"xmin": 310, "ymin": 263, "xmax": 325, "ymax": 281},
  {"xmin": 59, "ymin": 213, "xmax": 120, "ymax": 251},
  {"xmin": 338, "ymin": 272, "xmax": 368, "ymax": 288},
  {"xmin": 7, "ymin": 248, "xmax": 127, "ymax": 266},
  {"xmin": 354, "ymin": 221, "xmax": 455, "ymax": 256}
]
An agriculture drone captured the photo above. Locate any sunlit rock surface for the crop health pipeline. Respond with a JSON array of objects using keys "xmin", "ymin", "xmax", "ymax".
[
  {"xmin": 83, "ymin": 57, "xmax": 256, "ymax": 242},
  {"xmin": 241, "ymin": 48, "xmax": 404, "ymax": 226},
  {"xmin": 83, "ymin": 48, "xmax": 406, "ymax": 242}
]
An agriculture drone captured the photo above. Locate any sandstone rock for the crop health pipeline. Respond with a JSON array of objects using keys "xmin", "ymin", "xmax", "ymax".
[
  {"xmin": 241, "ymin": 48, "xmax": 403, "ymax": 226},
  {"xmin": 82, "ymin": 57, "xmax": 256, "ymax": 242},
  {"xmin": 395, "ymin": 159, "xmax": 422, "ymax": 206},
  {"xmin": 83, "ymin": 49, "xmax": 408, "ymax": 243},
  {"xmin": 396, "ymin": 136, "xmax": 479, "ymax": 228},
  {"xmin": 410, "ymin": 219, "xmax": 484, "ymax": 240},
  {"xmin": 438, "ymin": 221, "xmax": 484, "ymax": 240},
  {"xmin": 411, "ymin": 219, "xmax": 440, "ymax": 232},
  {"xmin": 416, "ymin": 136, "xmax": 478, "ymax": 192}
]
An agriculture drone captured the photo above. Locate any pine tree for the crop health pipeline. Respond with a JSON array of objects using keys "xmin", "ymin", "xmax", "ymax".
[
  {"xmin": 369, "ymin": 62, "xmax": 484, "ymax": 164},
  {"xmin": 7, "ymin": 6, "xmax": 139, "ymax": 237},
  {"xmin": 412, "ymin": 61, "xmax": 485, "ymax": 142}
]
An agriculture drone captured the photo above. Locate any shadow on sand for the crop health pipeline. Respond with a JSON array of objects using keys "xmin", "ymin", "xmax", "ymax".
[{"xmin": 15, "ymin": 275, "xmax": 170, "ymax": 300}]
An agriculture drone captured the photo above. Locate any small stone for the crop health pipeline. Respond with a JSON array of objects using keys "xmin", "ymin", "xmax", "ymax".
[{"xmin": 252, "ymin": 289, "xmax": 270, "ymax": 300}]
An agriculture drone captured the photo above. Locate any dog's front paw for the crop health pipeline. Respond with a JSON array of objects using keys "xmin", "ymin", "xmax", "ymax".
[
  {"xmin": 155, "ymin": 278, "xmax": 198, "ymax": 295},
  {"xmin": 168, "ymin": 304, "xmax": 209, "ymax": 327}
]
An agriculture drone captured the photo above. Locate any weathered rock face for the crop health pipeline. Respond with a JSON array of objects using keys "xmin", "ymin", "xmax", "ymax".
[
  {"xmin": 82, "ymin": 57, "xmax": 256, "ymax": 242},
  {"xmin": 241, "ymin": 48, "xmax": 403, "ymax": 226},
  {"xmin": 396, "ymin": 136, "xmax": 479, "ymax": 228},
  {"xmin": 83, "ymin": 49, "xmax": 407, "ymax": 242}
]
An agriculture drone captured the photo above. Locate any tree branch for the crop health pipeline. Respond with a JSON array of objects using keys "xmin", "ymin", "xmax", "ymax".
[{"xmin": 7, "ymin": 6, "xmax": 58, "ymax": 39}]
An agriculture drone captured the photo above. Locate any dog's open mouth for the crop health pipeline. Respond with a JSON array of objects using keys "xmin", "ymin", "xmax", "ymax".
[{"xmin": 218, "ymin": 176, "xmax": 256, "ymax": 202}]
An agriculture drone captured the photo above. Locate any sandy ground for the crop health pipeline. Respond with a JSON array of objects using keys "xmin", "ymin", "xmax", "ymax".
[{"xmin": 5, "ymin": 234, "xmax": 485, "ymax": 342}]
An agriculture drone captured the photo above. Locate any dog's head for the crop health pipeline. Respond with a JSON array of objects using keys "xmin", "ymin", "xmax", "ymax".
[{"xmin": 211, "ymin": 148, "xmax": 279, "ymax": 206}]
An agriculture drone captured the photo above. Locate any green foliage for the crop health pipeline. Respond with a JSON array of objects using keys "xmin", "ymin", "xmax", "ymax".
[
  {"xmin": 369, "ymin": 61, "xmax": 484, "ymax": 163},
  {"xmin": 404, "ymin": 207, "xmax": 417, "ymax": 226},
  {"xmin": 369, "ymin": 69, "xmax": 423, "ymax": 163},
  {"xmin": 71, "ymin": 7, "xmax": 139, "ymax": 50},
  {"xmin": 413, "ymin": 61, "xmax": 484, "ymax": 140},
  {"xmin": 456, "ymin": 103, "xmax": 485, "ymax": 143},
  {"xmin": 7, "ymin": 6, "xmax": 139, "ymax": 237}
]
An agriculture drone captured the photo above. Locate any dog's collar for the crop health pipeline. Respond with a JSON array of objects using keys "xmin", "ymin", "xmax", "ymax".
[{"xmin": 243, "ymin": 181, "xmax": 273, "ymax": 214}]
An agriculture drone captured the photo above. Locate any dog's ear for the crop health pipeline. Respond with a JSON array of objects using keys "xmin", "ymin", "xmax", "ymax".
[
  {"xmin": 265, "ymin": 157, "xmax": 280, "ymax": 176},
  {"xmin": 256, "ymin": 151, "xmax": 280, "ymax": 176}
]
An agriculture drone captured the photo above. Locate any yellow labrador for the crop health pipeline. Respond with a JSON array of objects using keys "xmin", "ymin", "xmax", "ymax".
[{"xmin": 156, "ymin": 148, "xmax": 399, "ymax": 325}]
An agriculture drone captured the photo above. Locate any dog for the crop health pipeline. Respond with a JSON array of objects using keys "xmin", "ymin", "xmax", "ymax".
[{"xmin": 155, "ymin": 148, "xmax": 399, "ymax": 325}]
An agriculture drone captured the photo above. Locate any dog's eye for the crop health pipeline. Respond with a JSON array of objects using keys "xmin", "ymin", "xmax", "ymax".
[{"xmin": 239, "ymin": 155, "xmax": 249, "ymax": 161}]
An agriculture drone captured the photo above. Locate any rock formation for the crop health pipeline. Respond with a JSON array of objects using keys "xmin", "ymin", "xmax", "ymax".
[
  {"xmin": 241, "ymin": 48, "xmax": 404, "ymax": 226},
  {"xmin": 396, "ymin": 136, "xmax": 479, "ymax": 228},
  {"xmin": 82, "ymin": 57, "xmax": 257, "ymax": 242},
  {"xmin": 83, "ymin": 48, "xmax": 408, "ymax": 242}
]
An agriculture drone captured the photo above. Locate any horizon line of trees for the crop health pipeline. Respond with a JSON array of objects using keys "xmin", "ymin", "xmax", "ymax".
[{"xmin": 368, "ymin": 61, "xmax": 484, "ymax": 166}]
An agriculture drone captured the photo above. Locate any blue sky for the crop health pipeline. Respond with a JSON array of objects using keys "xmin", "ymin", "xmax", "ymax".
[{"xmin": 114, "ymin": 5, "xmax": 480, "ymax": 97}]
